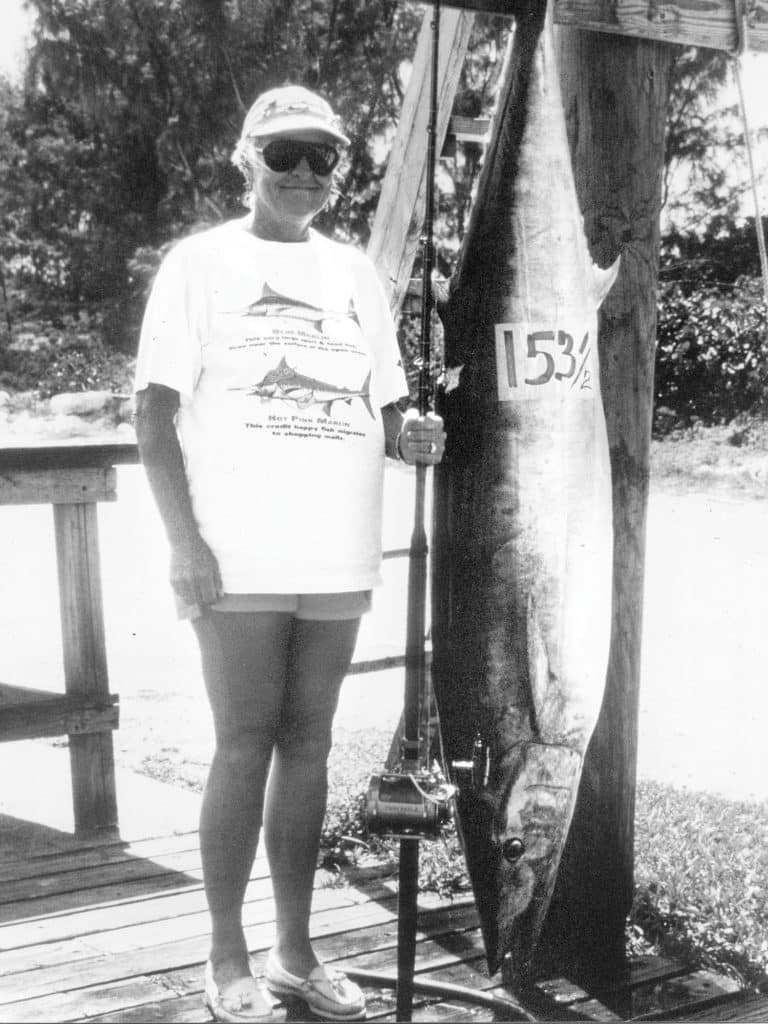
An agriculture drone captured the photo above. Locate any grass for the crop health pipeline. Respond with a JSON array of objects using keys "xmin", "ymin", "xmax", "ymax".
[
  {"xmin": 630, "ymin": 781, "xmax": 768, "ymax": 990},
  {"xmin": 650, "ymin": 416, "xmax": 768, "ymax": 498}
]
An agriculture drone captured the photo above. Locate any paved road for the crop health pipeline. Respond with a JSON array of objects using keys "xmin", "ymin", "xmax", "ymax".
[{"xmin": 1, "ymin": 465, "xmax": 766, "ymax": 802}]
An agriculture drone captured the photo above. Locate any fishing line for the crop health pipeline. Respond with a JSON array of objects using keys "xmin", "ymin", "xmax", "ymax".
[{"xmin": 731, "ymin": 0, "xmax": 768, "ymax": 311}]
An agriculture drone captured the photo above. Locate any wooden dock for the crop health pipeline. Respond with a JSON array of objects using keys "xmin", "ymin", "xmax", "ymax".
[{"xmin": 1, "ymin": 745, "xmax": 766, "ymax": 1024}]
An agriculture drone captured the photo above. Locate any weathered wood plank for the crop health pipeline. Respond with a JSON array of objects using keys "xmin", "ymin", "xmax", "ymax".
[
  {"xmin": 438, "ymin": 0, "xmax": 768, "ymax": 52},
  {"xmin": 0, "ymin": 691, "xmax": 118, "ymax": 743},
  {"xmin": 0, "ymin": 868, "xmax": 202, "ymax": 924},
  {"xmin": 628, "ymin": 969, "xmax": 743, "ymax": 1020},
  {"xmin": 0, "ymin": 467, "xmax": 116, "ymax": 505},
  {"xmin": 553, "ymin": 0, "xmax": 768, "ymax": 53},
  {"xmin": 668, "ymin": 991, "xmax": 768, "ymax": 1022},
  {"xmin": 603, "ymin": 955, "xmax": 690, "ymax": 992},
  {"xmin": 0, "ymin": 829, "xmax": 201, "ymax": 882},
  {"xmin": 0, "ymin": 871, "xmax": 328, "ymax": 977},
  {"xmin": 3, "ymin": 914, "xmax": 485, "ymax": 1023},
  {"xmin": 0, "ymin": 976, "xmax": 180, "ymax": 1024},
  {"xmin": 0, "ymin": 442, "xmax": 139, "ymax": 471},
  {"xmin": 0, "ymin": 894, "xmax": 471, "ymax": 1006},
  {"xmin": 0, "ymin": 873, "xmax": 270, "ymax": 964},
  {"xmin": 0, "ymin": 683, "xmax": 68, "ymax": 707},
  {"xmin": 54, "ymin": 501, "xmax": 118, "ymax": 833},
  {"xmin": 0, "ymin": 846, "xmax": 206, "ymax": 908},
  {"xmin": 367, "ymin": 6, "xmax": 475, "ymax": 312},
  {"xmin": 0, "ymin": 861, "xmax": 394, "ymax": 953}
]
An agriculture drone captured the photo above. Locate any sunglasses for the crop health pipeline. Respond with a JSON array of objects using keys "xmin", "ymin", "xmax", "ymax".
[{"xmin": 254, "ymin": 139, "xmax": 341, "ymax": 176}]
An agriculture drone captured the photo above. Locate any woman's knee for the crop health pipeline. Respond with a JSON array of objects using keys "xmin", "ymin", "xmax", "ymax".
[
  {"xmin": 275, "ymin": 710, "xmax": 335, "ymax": 764},
  {"xmin": 213, "ymin": 728, "xmax": 275, "ymax": 777}
]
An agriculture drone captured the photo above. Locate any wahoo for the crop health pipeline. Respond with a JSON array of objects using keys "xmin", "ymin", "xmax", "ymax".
[
  {"xmin": 236, "ymin": 357, "xmax": 374, "ymax": 419},
  {"xmin": 432, "ymin": 0, "xmax": 619, "ymax": 983},
  {"xmin": 227, "ymin": 284, "xmax": 359, "ymax": 332}
]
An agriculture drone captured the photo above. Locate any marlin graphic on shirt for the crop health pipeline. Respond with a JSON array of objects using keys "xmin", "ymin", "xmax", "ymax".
[
  {"xmin": 233, "ymin": 356, "xmax": 375, "ymax": 419},
  {"xmin": 225, "ymin": 284, "xmax": 360, "ymax": 333}
]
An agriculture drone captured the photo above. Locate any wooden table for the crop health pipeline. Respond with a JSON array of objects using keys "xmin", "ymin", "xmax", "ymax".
[{"xmin": 0, "ymin": 442, "xmax": 139, "ymax": 833}]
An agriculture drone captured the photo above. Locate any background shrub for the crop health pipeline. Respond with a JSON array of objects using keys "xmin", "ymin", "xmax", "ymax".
[{"xmin": 654, "ymin": 275, "xmax": 767, "ymax": 429}]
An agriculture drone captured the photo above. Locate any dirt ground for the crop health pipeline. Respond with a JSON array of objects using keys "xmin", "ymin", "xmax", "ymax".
[{"xmin": 1, "ymin": 446, "xmax": 766, "ymax": 803}]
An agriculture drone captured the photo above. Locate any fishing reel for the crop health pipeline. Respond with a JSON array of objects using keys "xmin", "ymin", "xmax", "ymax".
[{"xmin": 365, "ymin": 765, "xmax": 455, "ymax": 840}]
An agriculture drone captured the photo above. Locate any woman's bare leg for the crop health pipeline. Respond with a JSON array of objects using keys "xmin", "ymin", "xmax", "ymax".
[
  {"xmin": 194, "ymin": 610, "xmax": 292, "ymax": 990},
  {"xmin": 263, "ymin": 616, "xmax": 361, "ymax": 977}
]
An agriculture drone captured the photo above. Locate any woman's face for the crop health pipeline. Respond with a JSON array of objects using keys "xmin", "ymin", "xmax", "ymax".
[{"xmin": 246, "ymin": 130, "xmax": 337, "ymax": 240}]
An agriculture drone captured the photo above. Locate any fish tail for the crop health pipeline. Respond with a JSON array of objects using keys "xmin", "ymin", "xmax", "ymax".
[{"xmin": 361, "ymin": 372, "xmax": 374, "ymax": 419}]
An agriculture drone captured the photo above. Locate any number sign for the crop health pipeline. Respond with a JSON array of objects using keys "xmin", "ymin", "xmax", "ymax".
[{"xmin": 494, "ymin": 320, "xmax": 597, "ymax": 401}]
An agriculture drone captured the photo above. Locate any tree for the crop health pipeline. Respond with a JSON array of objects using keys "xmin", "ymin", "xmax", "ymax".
[
  {"xmin": 1, "ymin": 0, "xmax": 423, "ymax": 341},
  {"xmin": 662, "ymin": 48, "xmax": 741, "ymax": 236}
]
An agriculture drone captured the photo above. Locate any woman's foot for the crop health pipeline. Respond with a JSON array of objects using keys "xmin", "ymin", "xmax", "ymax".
[
  {"xmin": 269, "ymin": 942, "xmax": 319, "ymax": 981},
  {"xmin": 265, "ymin": 948, "xmax": 366, "ymax": 1021},
  {"xmin": 204, "ymin": 960, "xmax": 277, "ymax": 1023}
]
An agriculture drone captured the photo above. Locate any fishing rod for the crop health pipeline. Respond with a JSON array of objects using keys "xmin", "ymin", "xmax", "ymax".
[{"xmin": 363, "ymin": 1, "xmax": 454, "ymax": 1020}]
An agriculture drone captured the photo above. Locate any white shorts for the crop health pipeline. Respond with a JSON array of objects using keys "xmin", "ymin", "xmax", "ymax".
[{"xmin": 177, "ymin": 590, "xmax": 372, "ymax": 621}]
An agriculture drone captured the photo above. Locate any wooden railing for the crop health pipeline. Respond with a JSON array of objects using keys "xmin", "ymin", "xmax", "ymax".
[
  {"xmin": 0, "ymin": 443, "xmax": 138, "ymax": 832},
  {"xmin": 0, "ymin": 441, "xmax": 411, "ymax": 832}
]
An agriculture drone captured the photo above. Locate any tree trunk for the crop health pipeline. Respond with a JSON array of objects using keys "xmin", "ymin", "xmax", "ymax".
[{"xmin": 533, "ymin": 28, "xmax": 675, "ymax": 987}]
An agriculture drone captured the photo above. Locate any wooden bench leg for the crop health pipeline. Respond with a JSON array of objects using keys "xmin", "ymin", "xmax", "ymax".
[{"xmin": 54, "ymin": 501, "xmax": 118, "ymax": 832}]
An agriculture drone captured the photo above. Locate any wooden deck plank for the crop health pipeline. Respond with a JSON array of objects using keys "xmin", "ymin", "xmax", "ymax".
[
  {"xmin": 0, "ymin": 829, "xmax": 201, "ymax": 882},
  {"xmin": 1, "ymin": 906, "xmax": 483, "ymax": 1022},
  {"xmin": 0, "ymin": 867, "xmax": 207, "ymax": 924},
  {"xmin": 0, "ymin": 975, "xmax": 180, "ymax": 1024},
  {"xmin": 627, "ymin": 969, "xmax": 742, "ymax": 1020},
  {"xmin": 0, "ymin": 877, "xmax": 403, "ymax": 978},
  {"xmin": 669, "ymin": 991, "xmax": 768, "ymax": 1021},
  {"xmin": 0, "ymin": 863, "xmax": 273, "ymax": 950},
  {"xmin": 0, "ymin": 847, "xmax": 207, "ymax": 908},
  {"xmin": 0, "ymin": 891, "xmax": 473, "ymax": 1006},
  {"xmin": 0, "ymin": 852, "xmax": 204, "ymax": 912}
]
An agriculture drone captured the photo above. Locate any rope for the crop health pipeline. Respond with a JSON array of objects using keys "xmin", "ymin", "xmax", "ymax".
[{"xmin": 731, "ymin": 1, "xmax": 768, "ymax": 311}]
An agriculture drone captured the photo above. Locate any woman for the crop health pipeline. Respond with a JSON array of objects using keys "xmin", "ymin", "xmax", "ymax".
[{"xmin": 134, "ymin": 85, "xmax": 446, "ymax": 1023}]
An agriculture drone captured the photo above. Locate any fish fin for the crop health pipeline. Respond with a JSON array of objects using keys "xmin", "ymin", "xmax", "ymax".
[
  {"xmin": 360, "ymin": 372, "xmax": 375, "ymax": 420},
  {"xmin": 592, "ymin": 255, "xmax": 621, "ymax": 307},
  {"xmin": 321, "ymin": 401, "xmax": 333, "ymax": 416}
]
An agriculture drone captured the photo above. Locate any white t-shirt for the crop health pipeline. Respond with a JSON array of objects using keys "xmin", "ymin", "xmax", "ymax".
[{"xmin": 134, "ymin": 220, "xmax": 408, "ymax": 593}]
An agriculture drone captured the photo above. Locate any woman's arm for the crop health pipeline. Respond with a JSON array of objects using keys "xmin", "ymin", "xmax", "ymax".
[{"xmin": 134, "ymin": 383, "xmax": 222, "ymax": 608}]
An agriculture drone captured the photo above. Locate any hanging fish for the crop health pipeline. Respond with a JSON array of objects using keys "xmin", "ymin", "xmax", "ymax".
[{"xmin": 432, "ymin": 0, "xmax": 619, "ymax": 983}]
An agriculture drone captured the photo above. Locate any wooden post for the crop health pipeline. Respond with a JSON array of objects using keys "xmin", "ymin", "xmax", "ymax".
[
  {"xmin": 534, "ymin": 28, "xmax": 675, "ymax": 984},
  {"xmin": 367, "ymin": 6, "xmax": 475, "ymax": 311},
  {"xmin": 54, "ymin": 500, "xmax": 118, "ymax": 832}
]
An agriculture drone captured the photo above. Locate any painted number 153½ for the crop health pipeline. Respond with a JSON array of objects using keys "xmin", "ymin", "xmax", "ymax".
[{"xmin": 494, "ymin": 322, "xmax": 596, "ymax": 401}]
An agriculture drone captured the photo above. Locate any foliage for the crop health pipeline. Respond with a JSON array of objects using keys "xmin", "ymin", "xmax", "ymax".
[
  {"xmin": 1, "ymin": 0, "xmax": 423, "ymax": 345},
  {"xmin": 321, "ymin": 728, "xmax": 383, "ymax": 860},
  {"xmin": 655, "ymin": 273, "xmax": 768, "ymax": 426},
  {"xmin": 0, "ymin": 331, "xmax": 135, "ymax": 398}
]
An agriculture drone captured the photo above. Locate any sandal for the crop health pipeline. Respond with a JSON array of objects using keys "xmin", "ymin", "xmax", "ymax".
[
  {"xmin": 264, "ymin": 949, "xmax": 366, "ymax": 1020},
  {"xmin": 203, "ymin": 961, "xmax": 280, "ymax": 1023}
]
